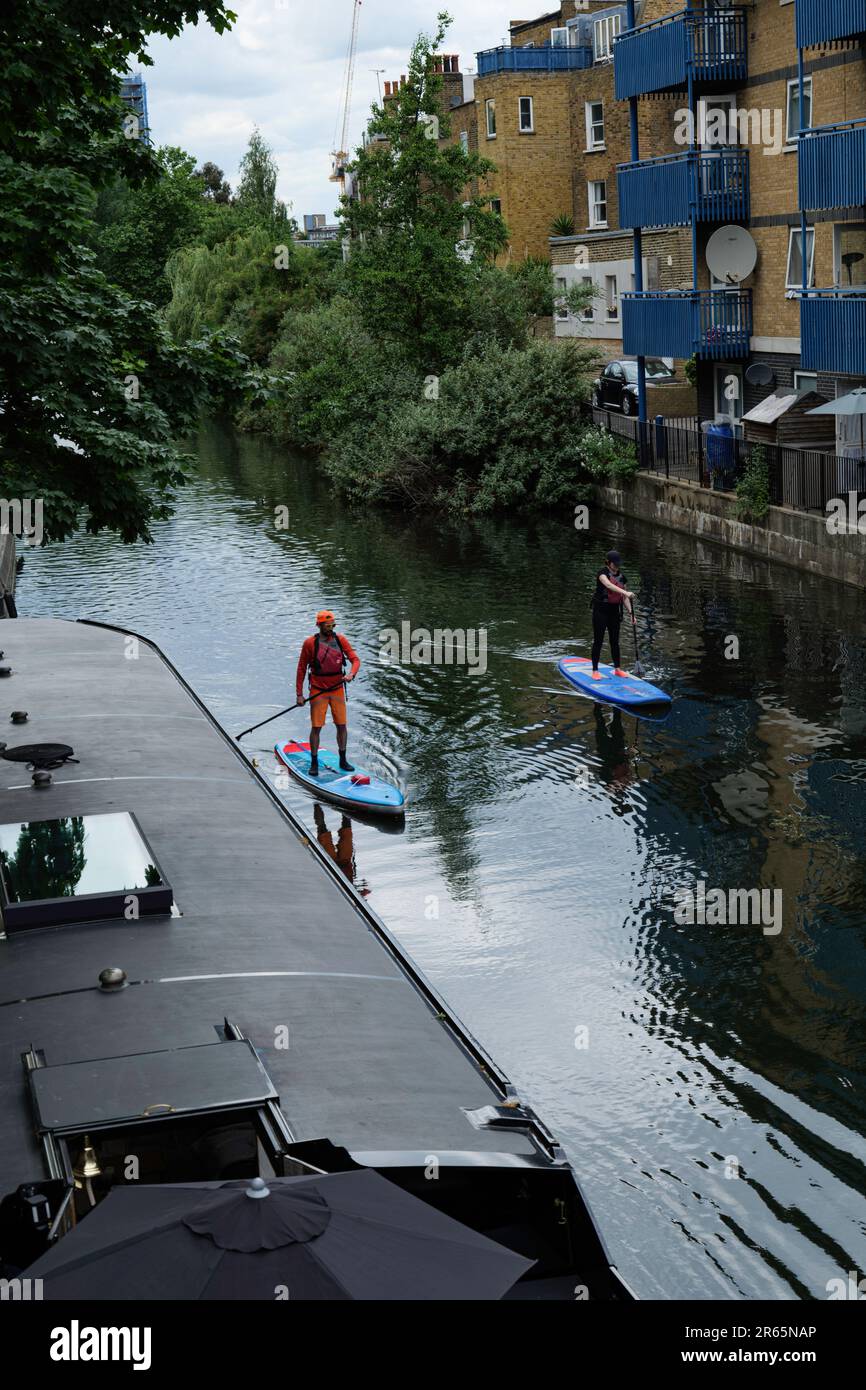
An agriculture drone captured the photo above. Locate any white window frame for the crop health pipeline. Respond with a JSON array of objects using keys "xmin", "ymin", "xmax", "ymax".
[
  {"xmin": 518, "ymin": 96, "xmax": 534, "ymax": 134},
  {"xmin": 786, "ymin": 76, "xmax": 812, "ymax": 145},
  {"xmin": 588, "ymin": 179, "xmax": 608, "ymax": 229},
  {"xmin": 786, "ymin": 225, "xmax": 815, "ymax": 289},
  {"xmin": 551, "ymin": 26, "xmax": 568, "ymax": 48},
  {"xmin": 794, "ymin": 370, "xmax": 818, "ymax": 396},
  {"xmin": 585, "ymin": 100, "xmax": 605, "ymax": 151},
  {"xmin": 459, "ymin": 129, "xmax": 469, "ymax": 154},
  {"xmin": 580, "ymin": 274, "xmax": 594, "ymax": 321},
  {"xmin": 604, "ymin": 273, "xmax": 618, "ymax": 321},
  {"xmin": 485, "ymin": 98, "xmax": 496, "ymax": 139},
  {"xmin": 554, "ymin": 275, "xmax": 569, "ymax": 319},
  {"xmin": 593, "ymin": 14, "xmax": 621, "ymax": 63}
]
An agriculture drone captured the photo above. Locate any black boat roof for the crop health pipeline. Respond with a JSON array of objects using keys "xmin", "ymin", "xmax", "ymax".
[{"xmin": 0, "ymin": 619, "xmax": 556, "ymax": 1189}]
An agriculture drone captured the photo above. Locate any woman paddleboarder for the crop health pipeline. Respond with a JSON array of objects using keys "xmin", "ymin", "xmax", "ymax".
[{"xmin": 591, "ymin": 550, "xmax": 635, "ymax": 680}]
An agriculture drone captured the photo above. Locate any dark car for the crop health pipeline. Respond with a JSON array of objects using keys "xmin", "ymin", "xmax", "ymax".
[{"xmin": 592, "ymin": 358, "xmax": 676, "ymax": 415}]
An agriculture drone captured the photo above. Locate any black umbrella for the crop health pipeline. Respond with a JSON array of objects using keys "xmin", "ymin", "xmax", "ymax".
[{"xmin": 29, "ymin": 1170, "xmax": 534, "ymax": 1300}]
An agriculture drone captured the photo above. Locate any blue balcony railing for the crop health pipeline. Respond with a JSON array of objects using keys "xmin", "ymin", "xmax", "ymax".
[
  {"xmin": 618, "ymin": 149, "xmax": 750, "ymax": 228},
  {"xmin": 800, "ymin": 290, "xmax": 866, "ymax": 375},
  {"xmin": 615, "ymin": 9, "xmax": 748, "ymax": 100},
  {"xmin": 796, "ymin": 0, "xmax": 866, "ymax": 48},
  {"xmin": 799, "ymin": 119, "xmax": 866, "ymax": 211},
  {"xmin": 476, "ymin": 43, "xmax": 592, "ymax": 76},
  {"xmin": 623, "ymin": 290, "xmax": 752, "ymax": 359}
]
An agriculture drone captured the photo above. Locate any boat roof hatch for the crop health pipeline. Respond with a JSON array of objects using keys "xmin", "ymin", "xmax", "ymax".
[
  {"xmin": 0, "ymin": 810, "xmax": 173, "ymax": 932},
  {"xmin": 26, "ymin": 1037, "xmax": 277, "ymax": 1136}
]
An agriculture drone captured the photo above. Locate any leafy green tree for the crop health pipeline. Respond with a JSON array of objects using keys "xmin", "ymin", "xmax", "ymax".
[
  {"xmin": 0, "ymin": 0, "xmax": 263, "ymax": 544},
  {"xmin": 197, "ymin": 160, "xmax": 232, "ymax": 203},
  {"xmin": 94, "ymin": 146, "xmax": 208, "ymax": 305},
  {"xmin": 340, "ymin": 11, "xmax": 507, "ymax": 370},
  {"xmin": 236, "ymin": 127, "xmax": 292, "ymax": 228}
]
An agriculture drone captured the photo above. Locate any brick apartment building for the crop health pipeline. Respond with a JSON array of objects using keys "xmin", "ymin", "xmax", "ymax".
[
  {"xmin": 615, "ymin": 0, "xmax": 866, "ymax": 446},
  {"xmin": 377, "ymin": 1, "xmax": 866, "ymax": 443}
]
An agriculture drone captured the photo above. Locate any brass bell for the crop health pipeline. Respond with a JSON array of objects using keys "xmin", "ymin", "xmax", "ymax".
[{"xmin": 73, "ymin": 1135, "xmax": 101, "ymax": 1184}]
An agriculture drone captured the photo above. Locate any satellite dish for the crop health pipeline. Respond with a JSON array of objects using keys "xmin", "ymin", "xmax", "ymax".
[
  {"xmin": 706, "ymin": 225, "xmax": 758, "ymax": 283},
  {"xmin": 745, "ymin": 363, "xmax": 775, "ymax": 388}
]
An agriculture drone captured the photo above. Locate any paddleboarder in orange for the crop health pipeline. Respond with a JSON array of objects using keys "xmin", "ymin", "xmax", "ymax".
[{"xmin": 296, "ymin": 610, "xmax": 361, "ymax": 777}]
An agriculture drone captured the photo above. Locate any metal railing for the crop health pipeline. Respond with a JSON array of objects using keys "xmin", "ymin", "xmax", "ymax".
[
  {"xmin": 476, "ymin": 43, "xmax": 592, "ymax": 75},
  {"xmin": 614, "ymin": 8, "xmax": 747, "ymax": 100},
  {"xmin": 799, "ymin": 117, "xmax": 866, "ymax": 211},
  {"xmin": 622, "ymin": 290, "xmax": 752, "ymax": 360},
  {"xmin": 796, "ymin": 0, "xmax": 866, "ymax": 48},
  {"xmin": 799, "ymin": 288, "xmax": 866, "ymax": 375},
  {"xmin": 618, "ymin": 148, "xmax": 749, "ymax": 229},
  {"xmin": 591, "ymin": 409, "xmax": 866, "ymax": 515}
]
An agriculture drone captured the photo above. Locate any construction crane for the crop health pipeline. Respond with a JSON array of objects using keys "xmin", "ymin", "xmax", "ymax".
[{"xmin": 330, "ymin": 0, "xmax": 363, "ymax": 192}]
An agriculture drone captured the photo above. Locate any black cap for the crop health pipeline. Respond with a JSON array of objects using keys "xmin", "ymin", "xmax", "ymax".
[{"xmin": 606, "ymin": 550, "xmax": 621, "ymax": 565}]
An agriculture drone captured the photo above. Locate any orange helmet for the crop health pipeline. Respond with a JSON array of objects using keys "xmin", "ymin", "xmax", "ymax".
[{"xmin": 316, "ymin": 609, "xmax": 336, "ymax": 625}]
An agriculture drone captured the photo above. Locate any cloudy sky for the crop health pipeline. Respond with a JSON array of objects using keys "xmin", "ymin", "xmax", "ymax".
[{"xmin": 143, "ymin": 0, "xmax": 522, "ymax": 221}]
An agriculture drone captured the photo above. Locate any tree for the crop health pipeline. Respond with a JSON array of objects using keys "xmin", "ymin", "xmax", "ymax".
[
  {"xmin": 197, "ymin": 160, "xmax": 232, "ymax": 203},
  {"xmin": 236, "ymin": 128, "xmax": 289, "ymax": 226},
  {"xmin": 340, "ymin": 11, "xmax": 507, "ymax": 371},
  {"xmin": 0, "ymin": 0, "xmax": 260, "ymax": 545},
  {"xmin": 94, "ymin": 146, "xmax": 209, "ymax": 305}
]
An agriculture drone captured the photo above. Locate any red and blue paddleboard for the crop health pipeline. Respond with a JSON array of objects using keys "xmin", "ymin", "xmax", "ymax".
[
  {"xmin": 275, "ymin": 741, "xmax": 406, "ymax": 817},
  {"xmin": 557, "ymin": 656, "xmax": 671, "ymax": 710}
]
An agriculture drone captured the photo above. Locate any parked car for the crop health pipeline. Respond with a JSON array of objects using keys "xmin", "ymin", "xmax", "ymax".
[{"xmin": 592, "ymin": 358, "xmax": 676, "ymax": 415}]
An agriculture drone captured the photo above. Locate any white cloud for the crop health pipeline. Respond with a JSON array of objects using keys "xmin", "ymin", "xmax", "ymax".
[{"xmin": 143, "ymin": 0, "xmax": 520, "ymax": 220}]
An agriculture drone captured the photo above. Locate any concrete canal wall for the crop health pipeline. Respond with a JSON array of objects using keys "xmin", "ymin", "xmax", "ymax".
[
  {"xmin": 594, "ymin": 473, "xmax": 866, "ymax": 590},
  {"xmin": 0, "ymin": 535, "xmax": 15, "ymax": 615}
]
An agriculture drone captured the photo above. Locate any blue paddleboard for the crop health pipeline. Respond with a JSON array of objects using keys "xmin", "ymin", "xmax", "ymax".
[
  {"xmin": 557, "ymin": 656, "xmax": 671, "ymax": 710},
  {"xmin": 275, "ymin": 741, "xmax": 406, "ymax": 817}
]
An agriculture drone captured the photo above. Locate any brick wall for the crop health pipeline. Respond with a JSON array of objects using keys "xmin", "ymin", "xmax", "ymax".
[
  {"xmin": 509, "ymin": 9, "xmax": 565, "ymax": 49},
  {"xmin": 475, "ymin": 70, "xmax": 574, "ymax": 259}
]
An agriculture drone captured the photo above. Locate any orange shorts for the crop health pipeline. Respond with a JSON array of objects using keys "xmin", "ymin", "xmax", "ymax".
[{"xmin": 308, "ymin": 690, "xmax": 347, "ymax": 728}]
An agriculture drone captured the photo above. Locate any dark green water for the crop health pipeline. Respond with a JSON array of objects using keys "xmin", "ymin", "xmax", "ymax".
[{"xmin": 20, "ymin": 419, "xmax": 866, "ymax": 1300}]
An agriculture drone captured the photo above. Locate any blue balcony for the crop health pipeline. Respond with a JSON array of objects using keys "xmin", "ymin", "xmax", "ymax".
[
  {"xmin": 476, "ymin": 43, "xmax": 592, "ymax": 76},
  {"xmin": 799, "ymin": 119, "xmax": 866, "ymax": 210},
  {"xmin": 615, "ymin": 8, "xmax": 748, "ymax": 100},
  {"xmin": 800, "ymin": 290, "xmax": 866, "ymax": 375},
  {"xmin": 618, "ymin": 149, "xmax": 750, "ymax": 229},
  {"xmin": 623, "ymin": 290, "xmax": 752, "ymax": 360},
  {"xmin": 796, "ymin": 0, "xmax": 866, "ymax": 47}
]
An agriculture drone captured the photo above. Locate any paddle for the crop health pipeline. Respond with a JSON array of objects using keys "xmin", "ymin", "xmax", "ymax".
[
  {"xmin": 628, "ymin": 602, "xmax": 645, "ymax": 678},
  {"xmin": 234, "ymin": 681, "xmax": 348, "ymax": 741}
]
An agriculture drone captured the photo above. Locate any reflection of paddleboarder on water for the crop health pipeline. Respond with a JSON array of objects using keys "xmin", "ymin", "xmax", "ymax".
[
  {"xmin": 593, "ymin": 705, "xmax": 632, "ymax": 790},
  {"xmin": 313, "ymin": 803, "xmax": 370, "ymax": 894},
  {"xmin": 591, "ymin": 550, "xmax": 636, "ymax": 679}
]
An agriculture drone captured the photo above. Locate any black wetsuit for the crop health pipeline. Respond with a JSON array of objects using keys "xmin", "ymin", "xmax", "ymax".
[{"xmin": 591, "ymin": 566, "xmax": 628, "ymax": 670}]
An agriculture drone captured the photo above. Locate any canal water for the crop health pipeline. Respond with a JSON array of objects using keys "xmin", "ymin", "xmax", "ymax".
[{"xmin": 19, "ymin": 419, "xmax": 866, "ymax": 1300}]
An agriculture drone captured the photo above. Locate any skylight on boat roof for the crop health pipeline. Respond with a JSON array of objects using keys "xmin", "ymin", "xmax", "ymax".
[{"xmin": 0, "ymin": 811, "xmax": 172, "ymax": 933}]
